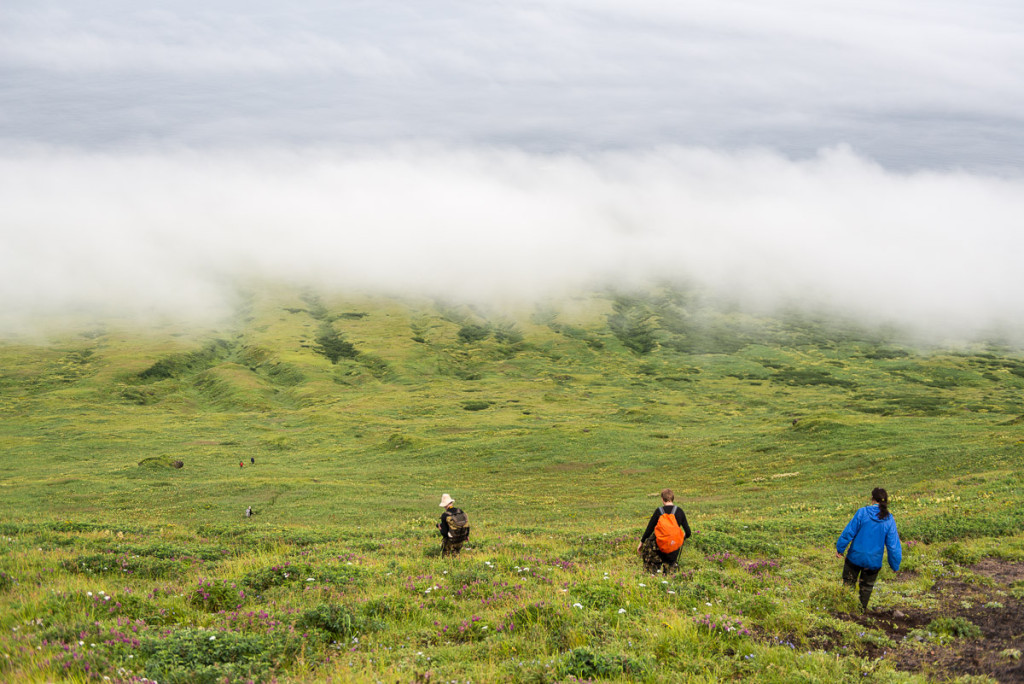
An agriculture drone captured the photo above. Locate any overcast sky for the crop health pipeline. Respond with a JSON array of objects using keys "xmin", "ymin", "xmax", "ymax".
[{"xmin": 2, "ymin": 0, "xmax": 1023, "ymax": 338}]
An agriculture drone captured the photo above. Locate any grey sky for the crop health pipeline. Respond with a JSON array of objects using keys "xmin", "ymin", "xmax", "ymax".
[
  {"xmin": 3, "ymin": 0, "xmax": 1023, "ymax": 169},
  {"xmin": 2, "ymin": 1, "xmax": 1023, "ymax": 338}
]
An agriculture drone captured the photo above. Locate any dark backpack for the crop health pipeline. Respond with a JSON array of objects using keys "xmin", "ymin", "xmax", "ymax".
[{"xmin": 445, "ymin": 508, "xmax": 470, "ymax": 541}]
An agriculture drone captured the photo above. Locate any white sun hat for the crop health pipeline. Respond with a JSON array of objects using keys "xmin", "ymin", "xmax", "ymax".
[{"xmin": 439, "ymin": 493, "xmax": 454, "ymax": 508}]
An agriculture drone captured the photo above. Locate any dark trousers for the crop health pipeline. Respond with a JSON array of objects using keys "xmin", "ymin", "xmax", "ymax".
[
  {"xmin": 441, "ymin": 537, "xmax": 464, "ymax": 557},
  {"xmin": 843, "ymin": 558, "xmax": 880, "ymax": 610},
  {"xmin": 641, "ymin": 538, "xmax": 680, "ymax": 574}
]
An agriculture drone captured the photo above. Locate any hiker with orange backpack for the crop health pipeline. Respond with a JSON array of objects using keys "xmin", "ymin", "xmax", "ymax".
[{"xmin": 637, "ymin": 488, "xmax": 691, "ymax": 574}]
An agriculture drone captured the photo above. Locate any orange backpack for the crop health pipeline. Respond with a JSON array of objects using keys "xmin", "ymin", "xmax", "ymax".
[{"xmin": 654, "ymin": 506, "xmax": 685, "ymax": 553}]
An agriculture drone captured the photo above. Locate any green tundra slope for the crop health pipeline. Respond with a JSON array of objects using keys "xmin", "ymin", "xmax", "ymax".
[{"xmin": 1, "ymin": 284, "xmax": 1021, "ymax": 683}]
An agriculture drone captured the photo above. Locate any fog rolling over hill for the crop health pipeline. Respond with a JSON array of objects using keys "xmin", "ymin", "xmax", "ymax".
[
  {"xmin": 4, "ymin": 0, "xmax": 1024, "ymax": 341},
  {"xmin": 2, "ymin": 145, "xmax": 1023, "ymax": 343}
]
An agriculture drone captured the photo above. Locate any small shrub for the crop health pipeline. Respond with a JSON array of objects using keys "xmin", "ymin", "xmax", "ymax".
[
  {"xmin": 242, "ymin": 563, "xmax": 308, "ymax": 592},
  {"xmin": 736, "ymin": 592, "xmax": 777, "ymax": 618},
  {"xmin": 317, "ymin": 565, "xmax": 368, "ymax": 589},
  {"xmin": 557, "ymin": 648, "xmax": 651, "ymax": 680},
  {"xmin": 457, "ymin": 324, "xmax": 491, "ymax": 344},
  {"xmin": 572, "ymin": 582, "xmax": 622, "ymax": 610},
  {"xmin": 140, "ymin": 629, "xmax": 300, "ymax": 684},
  {"xmin": 911, "ymin": 616, "xmax": 983, "ymax": 642},
  {"xmin": 384, "ymin": 434, "xmax": 413, "ymax": 450},
  {"xmin": 294, "ymin": 603, "xmax": 371, "ymax": 640},
  {"xmin": 938, "ymin": 616, "xmax": 983, "ymax": 638},
  {"xmin": 808, "ymin": 582, "xmax": 861, "ymax": 613},
  {"xmin": 942, "ymin": 543, "xmax": 981, "ymax": 566},
  {"xmin": 462, "ymin": 400, "xmax": 492, "ymax": 411},
  {"xmin": 188, "ymin": 578, "xmax": 247, "ymax": 612},
  {"xmin": 39, "ymin": 619, "xmax": 102, "ymax": 644}
]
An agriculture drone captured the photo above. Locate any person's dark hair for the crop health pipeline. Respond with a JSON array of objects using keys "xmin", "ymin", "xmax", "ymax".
[
  {"xmin": 661, "ymin": 488, "xmax": 674, "ymax": 503},
  {"xmin": 871, "ymin": 487, "xmax": 890, "ymax": 520}
]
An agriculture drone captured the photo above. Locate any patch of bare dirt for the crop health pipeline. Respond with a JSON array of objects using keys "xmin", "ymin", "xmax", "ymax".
[
  {"xmin": 973, "ymin": 557, "xmax": 1024, "ymax": 585},
  {"xmin": 835, "ymin": 559, "xmax": 1024, "ymax": 683}
]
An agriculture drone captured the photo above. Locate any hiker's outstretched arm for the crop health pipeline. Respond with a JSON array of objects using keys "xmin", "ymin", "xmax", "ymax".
[{"xmin": 640, "ymin": 511, "xmax": 658, "ymax": 541}]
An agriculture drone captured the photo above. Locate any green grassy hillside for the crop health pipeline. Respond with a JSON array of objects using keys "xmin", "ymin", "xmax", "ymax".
[{"xmin": 1, "ymin": 284, "xmax": 1022, "ymax": 683}]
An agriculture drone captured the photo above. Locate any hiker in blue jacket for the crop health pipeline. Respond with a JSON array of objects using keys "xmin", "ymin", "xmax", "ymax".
[{"xmin": 836, "ymin": 487, "xmax": 902, "ymax": 611}]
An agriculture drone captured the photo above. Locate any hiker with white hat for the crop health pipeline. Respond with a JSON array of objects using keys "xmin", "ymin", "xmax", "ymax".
[{"xmin": 437, "ymin": 493, "xmax": 470, "ymax": 557}]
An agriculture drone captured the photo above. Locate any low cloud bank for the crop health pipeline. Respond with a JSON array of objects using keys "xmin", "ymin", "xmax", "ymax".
[{"xmin": 2, "ymin": 144, "xmax": 1022, "ymax": 340}]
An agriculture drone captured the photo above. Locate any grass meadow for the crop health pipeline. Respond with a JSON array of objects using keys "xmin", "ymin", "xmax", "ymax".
[{"xmin": 1, "ymin": 284, "xmax": 1022, "ymax": 683}]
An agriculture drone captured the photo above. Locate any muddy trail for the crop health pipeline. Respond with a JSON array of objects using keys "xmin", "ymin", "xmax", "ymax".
[{"xmin": 834, "ymin": 558, "xmax": 1024, "ymax": 682}]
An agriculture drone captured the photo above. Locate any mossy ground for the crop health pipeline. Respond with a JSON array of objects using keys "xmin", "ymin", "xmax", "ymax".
[{"xmin": 1, "ymin": 284, "xmax": 1022, "ymax": 682}]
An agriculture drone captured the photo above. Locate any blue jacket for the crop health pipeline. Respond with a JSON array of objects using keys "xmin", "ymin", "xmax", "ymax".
[{"xmin": 836, "ymin": 504, "xmax": 902, "ymax": 571}]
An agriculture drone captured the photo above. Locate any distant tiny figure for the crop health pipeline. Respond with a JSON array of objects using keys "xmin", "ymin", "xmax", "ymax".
[
  {"xmin": 637, "ymin": 488, "xmax": 691, "ymax": 574},
  {"xmin": 250, "ymin": 457, "xmax": 255, "ymax": 465},
  {"xmin": 245, "ymin": 506, "xmax": 252, "ymax": 518},
  {"xmin": 239, "ymin": 461, "xmax": 244, "ymax": 469},
  {"xmin": 437, "ymin": 494, "xmax": 470, "ymax": 557},
  {"xmin": 836, "ymin": 487, "xmax": 902, "ymax": 611}
]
